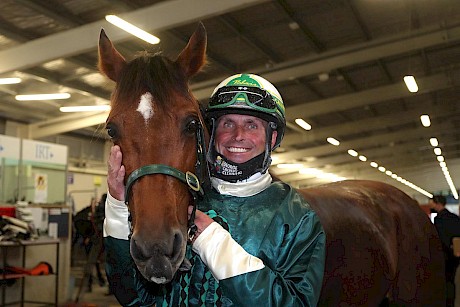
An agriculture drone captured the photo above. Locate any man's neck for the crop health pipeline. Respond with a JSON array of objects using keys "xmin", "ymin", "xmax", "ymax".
[{"xmin": 211, "ymin": 172, "xmax": 272, "ymax": 197}]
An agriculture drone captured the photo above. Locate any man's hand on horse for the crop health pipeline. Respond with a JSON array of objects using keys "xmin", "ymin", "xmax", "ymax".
[
  {"xmin": 188, "ymin": 206, "xmax": 213, "ymax": 243},
  {"xmin": 108, "ymin": 145, "xmax": 126, "ymax": 201}
]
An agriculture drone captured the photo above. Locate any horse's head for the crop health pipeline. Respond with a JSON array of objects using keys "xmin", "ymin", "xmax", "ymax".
[{"xmin": 98, "ymin": 23, "xmax": 207, "ymax": 283}]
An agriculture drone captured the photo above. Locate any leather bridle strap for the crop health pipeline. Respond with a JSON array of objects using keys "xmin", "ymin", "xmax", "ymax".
[
  {"xmin": 124, "ymin": 122, "xmax": 207, "ymax": 242},
  {"xmin": 125, "ymin": 164, "xmax": 203, "ymax": 199}
]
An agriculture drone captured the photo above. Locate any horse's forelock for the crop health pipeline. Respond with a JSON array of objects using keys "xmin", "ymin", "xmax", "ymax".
[{"xmin": 112, "ymin": 52, "xmax": 190, "ymax": 109}]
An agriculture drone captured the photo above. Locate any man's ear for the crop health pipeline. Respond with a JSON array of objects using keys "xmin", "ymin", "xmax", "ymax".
[{"xmin": 271, "ymin": 131, "xmax": 278, "ymax": 149}]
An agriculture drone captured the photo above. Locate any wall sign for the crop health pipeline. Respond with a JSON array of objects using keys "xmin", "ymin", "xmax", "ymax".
[
  {"xmin": 0, "ymin": 134, "xmax": 20, "ymax": 158},
  {"xmin": 22, "ymin": 139, "xmax": 68, "ymax": 165}
]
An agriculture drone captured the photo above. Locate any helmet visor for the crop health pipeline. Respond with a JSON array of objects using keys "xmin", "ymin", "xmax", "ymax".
[{"xmin": 209, "ymin": 86, "xmax": 277, "ymax": 113}]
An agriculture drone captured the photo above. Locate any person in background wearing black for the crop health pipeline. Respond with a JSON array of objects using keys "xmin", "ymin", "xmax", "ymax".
[
  {"xmin": 430, "ymin": 195, "xmax": 460, "ymax": 307},
  {"xmin": 72, "ymin": 194, "xmax": 107, "ymax": 292}
]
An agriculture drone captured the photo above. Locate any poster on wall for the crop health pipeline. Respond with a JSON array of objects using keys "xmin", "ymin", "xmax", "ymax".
[{"xmin": 34, "ymin": 173, "xmax": 48, "ymax": 203}]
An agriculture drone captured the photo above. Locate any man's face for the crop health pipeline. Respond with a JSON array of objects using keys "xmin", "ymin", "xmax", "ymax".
[{"xmin": 215, "ymin": 114, "xmax": 277, "ymax": 164}]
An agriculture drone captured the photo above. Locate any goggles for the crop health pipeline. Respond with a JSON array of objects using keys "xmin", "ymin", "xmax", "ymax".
[{"xmin": 209, "ymin": 86, "xmax": 277, "ymax": 113}]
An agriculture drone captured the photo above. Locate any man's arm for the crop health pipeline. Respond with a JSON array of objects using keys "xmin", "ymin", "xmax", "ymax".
[{"xmin": 192, "ymin": 203, "xmax": 326, "ymax": 306}]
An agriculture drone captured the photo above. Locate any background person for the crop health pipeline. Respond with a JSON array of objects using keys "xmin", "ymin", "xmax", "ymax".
[{"xmin": 430, "ymin": 195, "xmax": 460, "ymax": 307}]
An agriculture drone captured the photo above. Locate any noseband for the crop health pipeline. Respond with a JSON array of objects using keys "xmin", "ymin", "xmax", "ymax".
[{"xmin": 124, "ymin": 121, "xmax": 207, "ymax": 242}]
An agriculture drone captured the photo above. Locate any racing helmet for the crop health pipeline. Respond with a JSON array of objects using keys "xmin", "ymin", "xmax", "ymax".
[{"xmin": 205, "ymin": 73, "xmax": 286, "ymax": 149}]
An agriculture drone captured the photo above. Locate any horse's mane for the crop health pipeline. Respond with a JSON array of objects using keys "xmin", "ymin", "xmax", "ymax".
[{"xmin": 112, "ymin": 51, "xmax": 191, "ymax": 109}]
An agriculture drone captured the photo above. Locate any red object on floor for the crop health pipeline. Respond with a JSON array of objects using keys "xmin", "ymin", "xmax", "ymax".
[{"xmin": 6, "ymin": 261, "xmax": 53, "ymax": 275}]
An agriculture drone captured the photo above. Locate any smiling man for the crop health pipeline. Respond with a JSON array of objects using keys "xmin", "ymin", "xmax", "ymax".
[{"xmin": 104, "ymin": 73, "xmax": 326, "ymax": 306}]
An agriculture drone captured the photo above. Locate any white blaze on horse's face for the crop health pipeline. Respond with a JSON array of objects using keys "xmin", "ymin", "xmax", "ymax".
[{"xmin": 137, "ymin": 92, "xmax": 154, "ymax": 123}]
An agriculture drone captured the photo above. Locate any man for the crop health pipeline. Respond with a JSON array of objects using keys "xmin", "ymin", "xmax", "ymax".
[
  {"xmin": 430, "ymin": 195, "xmax": 460, "ymax": 307},
  {"xmin": 104, "ymin": 74, "xmax": 326, "ymax": 306}
]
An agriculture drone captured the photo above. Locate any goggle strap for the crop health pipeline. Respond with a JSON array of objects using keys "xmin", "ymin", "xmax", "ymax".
[
  {"xmin": 262, "ymin": 121, "xmax": 275, "ymax": 174},
  {"xmin": 206, "ymin": 118, "xmax": 217, "ymax": 164}
]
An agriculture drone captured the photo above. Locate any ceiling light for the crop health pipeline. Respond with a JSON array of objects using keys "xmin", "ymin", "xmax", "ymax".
[
  {"xmin": 0, "ymin": 77, "xmax": 21, "ymax": 84},
  {"xmin": 59, "ymin": 105, "xmax": 111, "ymax": 112},
  {"xmin": 403, "ymin": 75, "xmax": 418, "ymax": 93},
  {"xmin": 378, "ymin": 166, "xmax": 386, "ymax": 172},
  {"xmin": 358, "ymin": 155, "xmax": 367, "ymax": 161},
  {"xmin": 439, "ymin": 161, "xmax": 446, "ymax": 168},
  {"xmin": 288, "ymin": 22, "xmax": 299, "ymax": 30},
  {"xmin": 420, "ymin": 114, "xmax": 431, "ymax": 127},
  {"xmin": 299, "ymin": 168, "xmax": 323, "ymax": 175},
  {"xmin": 15, "ymin": 93, "xmax": 71, "ymax": 101},
  {"xmin": 295, "ymin": 118, "xmax": 311, "ymax": 131},
  {"xmin": 385, "ymin": 170, "xmax": 393, "ymax": 176},
  {"xmin": 347, "ymin": 149, "xmax": 358, "ymax": 157},
  {"xmin": 326, "ymin": 137, "xmax": 340, "ymax": 146},
  {"xmin": 429, "ymin": 137, "xmax": 438, "ymax": 147},
  {"xmin": 434, "ymin": 147, "xmax": 442, "ymax": 155},
  {"xmin": 277, "ymin": 163, "xmax": 303, "ymax": 169},
  {"xmin": 437, "ymin": 155, "xmax": 445, "ymax": 162},
  {"xmin": 105, "ymin": 15, "xmax": 160, "ymax": 44},
  {"xmin": 370, "ymin": 161, "xmax": 378, "ymax": 168},
  {"xmin": 318, "ymin": 73, "xmax": 329, "ymax": 82}
]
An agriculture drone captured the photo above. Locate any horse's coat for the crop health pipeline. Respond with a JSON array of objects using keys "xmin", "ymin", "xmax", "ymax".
[{"xmin": 99, "ymin": 23, "xmax": 446, "ymax": 306}]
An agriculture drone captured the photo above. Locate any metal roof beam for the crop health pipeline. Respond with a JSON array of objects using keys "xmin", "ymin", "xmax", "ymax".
[{"xmin": 0, "ymin": 0, "xmax": 267, "ymax": 74}]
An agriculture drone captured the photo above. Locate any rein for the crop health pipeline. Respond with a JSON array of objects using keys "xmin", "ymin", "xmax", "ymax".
[{"xmin": 124, "ymin": 121, "xmax": 207, "ymax": 242}]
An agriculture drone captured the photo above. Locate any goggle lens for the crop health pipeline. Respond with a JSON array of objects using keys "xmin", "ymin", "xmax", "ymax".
[{"xmin": 209, "ymin": 86, "xmax": 277, "ymax": 112}]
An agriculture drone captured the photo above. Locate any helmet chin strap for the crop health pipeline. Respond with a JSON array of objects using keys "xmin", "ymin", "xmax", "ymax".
[
  {"xmin": 206, "ymin": 119, "xmax": 276, "ymax": 182},
  {"xmin": 262, "ymin": 121, "xmax": 277, "ymax": 173}
]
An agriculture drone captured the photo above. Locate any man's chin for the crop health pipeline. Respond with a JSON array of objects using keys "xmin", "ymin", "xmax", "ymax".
[{"xmin": 224, "ymin": 153, "xmax": 253, "ymax": 164}]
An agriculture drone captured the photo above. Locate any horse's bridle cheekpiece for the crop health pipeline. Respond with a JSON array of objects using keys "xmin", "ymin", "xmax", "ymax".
[{"xmin": 124, "ymin": 121, "xmax": 207, "ymax": 242}]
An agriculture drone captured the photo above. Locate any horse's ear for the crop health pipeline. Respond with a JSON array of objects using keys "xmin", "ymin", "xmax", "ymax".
[
  {"xmin": 176, "ymin": 22, "xmax": 207, "ymax": 78},
  {"xmin": 98, "ymin": 29, "xmax": 127, "ymax": 82}
]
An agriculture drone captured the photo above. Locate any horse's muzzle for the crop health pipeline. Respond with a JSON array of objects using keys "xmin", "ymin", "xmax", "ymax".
[{"xmin": 130, "ymin": 230, "xmax": 186, "ymax": 284}]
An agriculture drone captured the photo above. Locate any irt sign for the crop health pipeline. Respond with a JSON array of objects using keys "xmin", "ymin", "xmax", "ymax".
[{"xmin": 35, "ymin": 144, "xmax": 54, "ymax": 160}]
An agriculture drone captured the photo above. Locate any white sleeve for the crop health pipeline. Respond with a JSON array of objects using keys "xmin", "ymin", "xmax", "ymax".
[
  {"xmin": 192, "ymin": 222, "xmax": 265, "ymax": 280},
  {"xmin": 103, "ymin": 192, "xmax": 130, "ymax": 240}
]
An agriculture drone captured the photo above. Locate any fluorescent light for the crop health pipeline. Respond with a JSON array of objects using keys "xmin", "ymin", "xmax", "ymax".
[
  {"xmin": 358, "ymin": 155, "xmax": 367, "ymax": 161},
  {"xmin": 299, "ymin": 168, "xmax": 323, "ymax": 175},
  {"xmin": 403, "ymin": 75, "xmax": 418, "ymax": 93},
  {"xmin": 277, "ymin": 163, "xmax": 303, "ymax": 169},
  {"xmin": 434, "ymin": 147, "xmax": 442, "ymax": 155},
  {"xmin": 60, "ymin": 105, "xmax": 111, "ymax": 112},
  {"xmin": 105, "ymin": 15, "xmax": 160, "ymax": 44},
  {"xmin": 429, "ymin": 137, "xmax": 438, "ymax": 147},
  {"xmin": 347, "ymin": 149, "xmax": 358, "ymax": 157},
  {"xmin": 420, "ymin": 114, "xmax": 431, "ymax": 127},
  {"xmin": 326, "ymin": 137, "xmax": 340, "ymax": 146},
  {"xmin": 15, "ymin": 93, "xmax": 71, "ymax": 101},
  {"xmin": 295, "ymin": 118, "xmax": 311, "ymax": 131},
  {"xmin": 0, "ymin": 77, "xmax": 21, "ymax": 84},
  {"xmin": 370, "ymin": 161, "xmax": 378, "ymax": 168}
]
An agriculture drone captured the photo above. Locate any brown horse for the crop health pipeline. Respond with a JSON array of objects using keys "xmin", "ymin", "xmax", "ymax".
[{"xmin": 99, "ymin": 23, "xmax": 445, "ymax": 305}]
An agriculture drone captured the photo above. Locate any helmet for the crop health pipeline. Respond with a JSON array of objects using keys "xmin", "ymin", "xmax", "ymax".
[{"xmin": 206, "ymin": 73, "xmax": 286, "ymax": 148}]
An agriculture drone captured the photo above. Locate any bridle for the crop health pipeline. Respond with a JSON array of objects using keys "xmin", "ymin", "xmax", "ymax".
[{"xmin": 124, "ymin": 120, "xmax": 207, "ymax": 242}]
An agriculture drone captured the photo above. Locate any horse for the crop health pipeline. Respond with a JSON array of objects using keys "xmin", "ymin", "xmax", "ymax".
[{"xmin": 98, "ymin": 23, "xmax": 446, "ymax": 305}]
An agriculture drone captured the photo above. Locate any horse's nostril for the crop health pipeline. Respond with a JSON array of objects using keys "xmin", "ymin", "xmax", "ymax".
[
  {"xmin": 171, "ymin": 231, "xmax": 184, "ymax": 261},
  {"xmin": 130, "ymin": 236, "xmax": 149, "ymax": 261}
]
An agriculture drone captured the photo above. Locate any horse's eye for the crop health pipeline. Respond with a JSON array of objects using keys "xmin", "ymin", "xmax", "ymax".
[
  {"xmin": 106, "ymin": 123, "xmax": 118, "ymax": 139},
  {"xmin": 186, "ymin": 119, "xmax": 198, "ymax": 134}
]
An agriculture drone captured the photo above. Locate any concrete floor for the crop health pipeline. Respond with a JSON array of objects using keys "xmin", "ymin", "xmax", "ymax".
[
  {"xmin": 68, "ymin": 282, "xmax": 119, "ymax": 307},
  {"xmin": 62, "ymin": 267, "xmax": 459, "ymax": 307}
]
